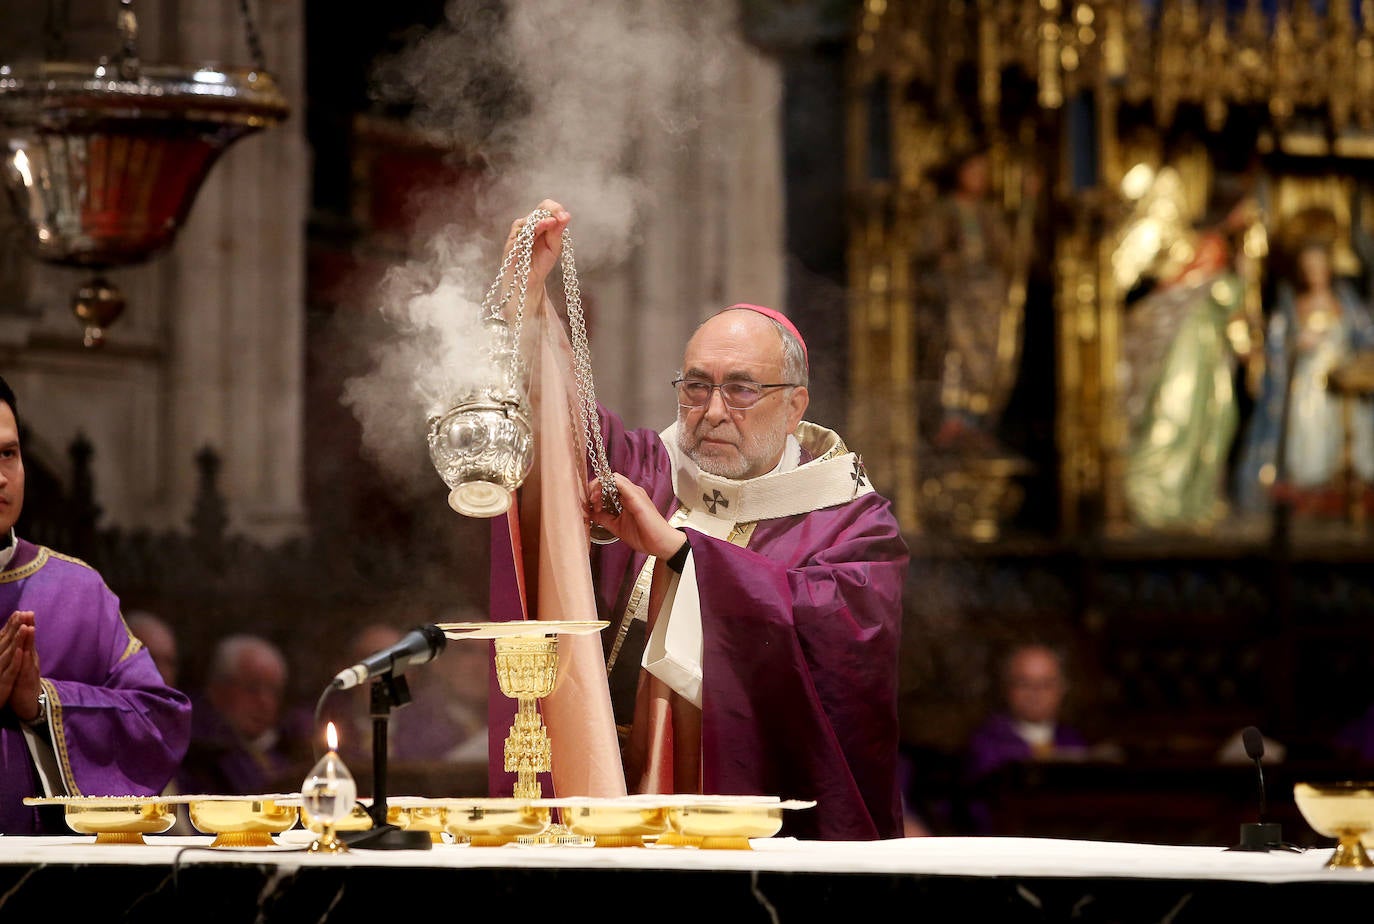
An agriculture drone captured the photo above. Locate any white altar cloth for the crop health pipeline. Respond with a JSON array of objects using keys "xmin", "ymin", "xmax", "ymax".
[{"xmin": 0, "ymin": 834, "xmax": 1366, "ymax": 884}]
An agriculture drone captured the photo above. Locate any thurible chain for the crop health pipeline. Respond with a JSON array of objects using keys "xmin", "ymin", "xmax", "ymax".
[{"xmin": 482, "ymin": 208, "xmax": 622, "ymax": 519}]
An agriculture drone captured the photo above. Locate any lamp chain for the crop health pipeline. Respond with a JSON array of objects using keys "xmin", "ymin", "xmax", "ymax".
[
  {"xmin": 104, "ymin": 0, "xmax": 266, "ymax": 77},
  {"xmin": 236, "ymin": 0, "xmax": 269, "ymax": 73}
]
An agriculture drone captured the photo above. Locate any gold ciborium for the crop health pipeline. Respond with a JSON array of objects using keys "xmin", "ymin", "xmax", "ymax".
[{"xmin": 1294, "ymin": 781, "xmax": 1374, "ymax": 868}]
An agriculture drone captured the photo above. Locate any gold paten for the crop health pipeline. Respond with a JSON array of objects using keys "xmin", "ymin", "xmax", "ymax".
[
  {"xmin": 1294, "ymin": 781, "xmax": 1374, "ymax": 869},
  {"xmin": 187, "ymin": 797, "xmax": 299, "ymax": 848}
]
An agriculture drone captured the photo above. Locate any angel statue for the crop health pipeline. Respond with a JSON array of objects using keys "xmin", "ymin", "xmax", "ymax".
[{"xmin": 1116, "ymin": 170, "xmax": 1259, "ymax": 531}]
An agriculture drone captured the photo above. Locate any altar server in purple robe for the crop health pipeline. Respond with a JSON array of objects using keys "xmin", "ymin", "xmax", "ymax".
[
  {"xmin": 491, "ymin": 202, "xmax": 910, "ymax": 840},
  {"xmin": 0, "ymin": 375, "xmax": 191, "ymax": 834}
]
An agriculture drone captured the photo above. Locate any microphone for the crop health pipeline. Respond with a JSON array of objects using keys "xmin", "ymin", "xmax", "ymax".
[
  {"xmin": 1228, "ymin": 725, "xmax": 1294, "ymax": 852},
  {"xmin": 1243, "ymin": 726, "xmax": 1268, "ymax": 821},
  {"xmin": 331, "ymin": 624, "xmax": 448, "ymax": 690}
]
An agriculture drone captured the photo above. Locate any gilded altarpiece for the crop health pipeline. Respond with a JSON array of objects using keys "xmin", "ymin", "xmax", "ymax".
[{"xmin": 850, "ymin": 0, "xmax": 1374, "ymax": 543}]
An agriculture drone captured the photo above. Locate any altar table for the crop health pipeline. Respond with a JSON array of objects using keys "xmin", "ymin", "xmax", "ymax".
[{"xmin": 0, "ymin": 833, "xmax": 1367, "ymax": 923}]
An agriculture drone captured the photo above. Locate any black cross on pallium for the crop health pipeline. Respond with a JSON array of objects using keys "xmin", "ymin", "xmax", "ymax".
[
  {"xmin": 703, "ymin": 489, "xmax": 729, "ymax": 514},
  {"xmin": 851, "ymin": 456, "xmax": 868, "ymax": 490}
]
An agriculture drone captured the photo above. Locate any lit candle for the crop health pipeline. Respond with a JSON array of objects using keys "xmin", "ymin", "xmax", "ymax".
[{"xmin": 301, "ymin": 721, "xmax": 357, "ymax": 853}]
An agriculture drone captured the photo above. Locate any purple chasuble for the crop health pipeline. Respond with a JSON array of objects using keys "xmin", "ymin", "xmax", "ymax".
[
  {"xmin": 0, "ymin": 539, "xmax": 191, "ymax": 834},
  {"xmin": 490, "ymin": 406, "xmax": 909, "ymax": 840}
]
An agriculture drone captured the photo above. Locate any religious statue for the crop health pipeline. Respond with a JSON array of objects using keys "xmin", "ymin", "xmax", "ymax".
[
  {"xmin": 1117, "ymin": 173, "xmax": 1257, "ymax": 531},
  {"xmin": 913, "ymin": 143, "xmax": 1037, "ymax": 457},
  {"xmin": 1233, "ymin": 207, "xmax": 1374, "ymax": 517}
]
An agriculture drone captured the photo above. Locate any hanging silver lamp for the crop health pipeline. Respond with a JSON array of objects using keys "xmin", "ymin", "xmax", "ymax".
[{"xmin": 0, "ymin": 0, "xmax": 289, "ymax": 346}]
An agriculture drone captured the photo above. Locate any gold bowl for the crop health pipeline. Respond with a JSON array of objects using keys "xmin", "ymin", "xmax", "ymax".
[
  {"xmin": 1294, "ymin": 781, "xmax": 1374, "ymax": 868},
  {"xmin": 657, "ymin": 797, "xmax": 814, "ymax": 850},
  {"xmin": 557, "ymin": 798, "xmax": 669, "ymax": 847},
  {"xmin": 664, "ymin": 802, "xmax": 784, "ymax": 850},
  {"xmin": 30, "ymin": 797, "xmax": 177, "ymax": 845},
  {"xmin": 187, "ymin": 796, "xmax": 300, "ymax": 848},
  {"xmin": 443, "ymin": 798, "xmax": 551, "ymax": 846}
]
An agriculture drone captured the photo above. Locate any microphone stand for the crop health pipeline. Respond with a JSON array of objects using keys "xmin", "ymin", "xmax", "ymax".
[
  {"xmin": 1228, "ymin": 748, "xmax": 1302, "ymax": 853},
  {"xmin": 342, "ymin": 673, "xmax": 432, "ymax": 850}
]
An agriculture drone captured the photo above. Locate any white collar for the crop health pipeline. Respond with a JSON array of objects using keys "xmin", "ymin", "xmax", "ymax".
[
  {"xmin": 658, "ymin": 421, "xmax": 873, "ymax": 536},
  {"xmin": 0, "ymin": 529, "xmax": 15, "ymax": 571}
]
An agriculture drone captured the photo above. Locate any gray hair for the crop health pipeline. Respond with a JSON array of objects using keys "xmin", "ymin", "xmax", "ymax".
[
  {"xmin": 770, "ymin": 318, "xmax": 809, "ymax": 388},
  {"xmin": 208, "ymin": 634, "xmax": 287, "ymax": 683}
]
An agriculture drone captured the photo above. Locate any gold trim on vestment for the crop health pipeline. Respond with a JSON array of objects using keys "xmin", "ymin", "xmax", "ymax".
[
  {"xmin": 43, "ymin": 679, "xmax": 77, "ymax": 797},
  {"xmin": 0, "ymin": 546, "xmax": 50, "ymax": 583},
  {"xmin": 116, "ymin": 614, "xmax": 144, "ymax": 664}
]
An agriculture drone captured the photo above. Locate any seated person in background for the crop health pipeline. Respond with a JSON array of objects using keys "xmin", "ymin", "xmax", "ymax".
[
  {"xmin": 961, "ymin": 642, "xmax": 1114, "ymax": 832},
  {"xmin": 178, "ymin": 634, "xmax": 311, "ymax": 796},
  {"xmin": 0, "ymin": 376, "xmax": 191, "ymax": 834},
  {"xmin": 125, "ymin": 610, "xmax": 180, "ymax": 689},
  {"xmin": 964, "ymin": 643, "xmax": 1091, "ymax": 783}
]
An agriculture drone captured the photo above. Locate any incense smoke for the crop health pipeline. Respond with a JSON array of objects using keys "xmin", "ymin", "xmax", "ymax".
[{"xmin": 339, "ymin": 0, "xmax": 727, "ymax": 495}]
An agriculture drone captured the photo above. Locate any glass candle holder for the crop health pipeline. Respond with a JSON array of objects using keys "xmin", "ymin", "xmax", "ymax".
[{"xmin": 301, "ymin": 722, "xmax": 357, "ymax": 854}]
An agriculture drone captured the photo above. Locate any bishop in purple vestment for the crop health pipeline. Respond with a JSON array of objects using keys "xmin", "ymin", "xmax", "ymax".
[
  {"xmin": 487, "ymin": 201, "xmax": 909, "ymax": 841},
  {"xmin": 0, "ymin": 376, "xmax": 191, "ymax": 834}
]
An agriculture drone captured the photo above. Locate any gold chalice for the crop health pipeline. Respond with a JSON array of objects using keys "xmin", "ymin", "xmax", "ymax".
[
  {"xmin": 438, "ymin": 620, "xmax": 608, "ymax": 799},
  {"xmin": 1294, "ymin": 781, "xmax": 1374, "ymax": 868},
  {"xmin": 494, "ymin": 634, "xmax": 560, "ymax": 799}
]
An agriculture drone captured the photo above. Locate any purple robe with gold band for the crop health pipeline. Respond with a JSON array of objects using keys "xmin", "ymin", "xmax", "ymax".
[
  {"xmin": 490, "ymin": 402, "xmax": 909, "ymax": 841},
  {"xmin": 602, "ymin": 409, "xmax": 907, "ymax": 841},
  {"xmin": 0, "ymin": 539, "xmax": 192, "ymax": 834}
]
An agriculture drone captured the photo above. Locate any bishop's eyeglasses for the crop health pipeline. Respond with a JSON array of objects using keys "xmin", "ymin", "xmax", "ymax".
[{"xmin": 673, "ymin": 378, "xmax": 798, "ymax": 410}]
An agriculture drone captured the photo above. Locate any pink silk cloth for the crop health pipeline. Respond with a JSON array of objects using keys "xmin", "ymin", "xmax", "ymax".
[
  {"xmin": 488, "ymin": 290, "xmax": 626, "ymax": 798},
  {"xmin": 621, "ymin": 566, "xmax": 701, "ymax": 795}
]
